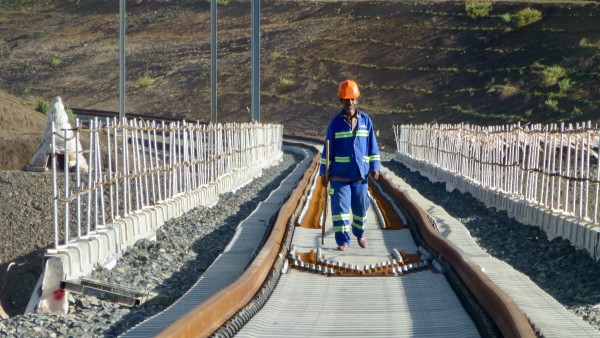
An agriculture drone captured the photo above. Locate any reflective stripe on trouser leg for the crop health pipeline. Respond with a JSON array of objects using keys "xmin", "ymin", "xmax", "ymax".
[
  {"xmin": 350, "ymin": 180, "xmax": 369, "ymax": 239},
  {"xmin": 330, "ymin": 181, "xmax": 352, "ymax": 246}
]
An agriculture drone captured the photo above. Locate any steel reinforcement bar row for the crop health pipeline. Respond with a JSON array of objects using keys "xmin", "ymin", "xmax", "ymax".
[{"xmin": 117, "ymin": 137, "xmax": 535, "ymax": 338}]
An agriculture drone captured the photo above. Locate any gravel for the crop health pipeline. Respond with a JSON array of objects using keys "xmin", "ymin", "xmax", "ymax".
[{"xmin": 1, "ymin": 150, "xmax": 600, "ymax": 337}]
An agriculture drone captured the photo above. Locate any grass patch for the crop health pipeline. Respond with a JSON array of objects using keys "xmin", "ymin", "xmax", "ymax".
[
  {"xmin": 36, "ymin": 98, "xmax": 50, "ymax": 115},
  {"xmin": 512, "ymin": 8, "xmax": 542, "ymax": 29},
  {"xmin": 465, "ymin": 1, "xmax": 492, "ymax": 19},
  {"xmin": 540, "ymin": 65, "xmax": 567, "ymax": 88},
  {"xmin": 499, "ymin": 13, "xmax": 511, "ymax": 23},
  {"xmin": 138, "ymin": 75, "xmax": 154, "ymax": 89},
  {"xmin": 51, "ymin": 57, "xmax": 61, "ymax": 67},
  {"xmin": 498, "ymin": 84, "xmax": 519, "ymax": 98},
  {"xmin": 278, "ymin": 77, "xmax": 294, "ymax": 94},
  {"xmin": 270, "ymin": 51, "xmax": 283, "ymax": 60}
]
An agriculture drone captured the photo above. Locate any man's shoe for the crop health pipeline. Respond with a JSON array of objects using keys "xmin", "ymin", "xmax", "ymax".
[
  {"xmin": 337, "ymin": 243, "xmax": 350, "ymax": 251},
  {"xmin": 358, "ymin": 237, "xmax": 368, "ymax": 248}
]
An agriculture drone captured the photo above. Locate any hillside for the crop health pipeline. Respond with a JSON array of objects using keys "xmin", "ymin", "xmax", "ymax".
[{"xmin": 0, "ymin": 0, "xmax": 599, "ymax": 160}]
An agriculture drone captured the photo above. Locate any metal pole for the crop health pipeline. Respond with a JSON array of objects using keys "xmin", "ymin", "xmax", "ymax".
[
  {"xmin": 210, "ymin": 0, "xmax": 218, "ymax": 123},
  {"xmin": 119, "ymin": 0, "xmax": 126, "ymax": 118},
  {"xmin": 251, "ymin": 0, "xmax": 260, "ymax": 122}
]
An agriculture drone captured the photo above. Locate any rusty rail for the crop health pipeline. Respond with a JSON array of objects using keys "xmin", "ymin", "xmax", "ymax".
[
  {"xmin": 153, "ymin": 136, "xmax": 535, "ymax": 337},
  {"xmin": 378, "ymin": 174, "xmax": 536, "ymax": 338},
  {"xmin": 156, "ymin": 153, "xmax": 320, "ymax": 338}
]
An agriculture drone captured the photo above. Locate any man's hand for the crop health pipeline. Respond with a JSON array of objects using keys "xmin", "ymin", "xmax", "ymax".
[
  {"xmin": 321, "ymin": 175, "xmax": 328, "ymax": 186},
  {"xmin": 370, "ymin": 170, "xmax": 380, "ymax": 180}
]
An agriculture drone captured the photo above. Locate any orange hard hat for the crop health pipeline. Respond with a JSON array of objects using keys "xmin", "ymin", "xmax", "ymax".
[{"xmin": 338, "ymin": 80, "xmax": 360, "ymax": 99}]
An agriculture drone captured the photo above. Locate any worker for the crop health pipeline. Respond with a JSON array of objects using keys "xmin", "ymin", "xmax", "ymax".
[{"xmin": 320, "ymin": 79, "xmax": 381, "ymax": 251}]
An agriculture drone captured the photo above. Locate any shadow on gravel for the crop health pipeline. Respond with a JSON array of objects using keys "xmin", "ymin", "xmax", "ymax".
[
  {"xmin": 382, "ymin": 159, "xmax": 600, "ymax": 308},
  {"xmin": 104, "ymin": 152, "xmax": 302, "ymax": 337}
]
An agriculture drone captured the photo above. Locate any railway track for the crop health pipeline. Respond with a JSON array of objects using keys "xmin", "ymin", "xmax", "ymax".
[
  {"xmin": 114, "ymin": 138, "xmax": 533, "ymax": 338},
  {"xmin": 61, "ymin": 111, "xmax": 597, "ymax": 336}
]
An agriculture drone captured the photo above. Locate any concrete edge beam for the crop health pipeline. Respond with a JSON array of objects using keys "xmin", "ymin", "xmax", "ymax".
[{"xmin": 395, "ymin": 153, "xmax": 600, "ymax": 260}]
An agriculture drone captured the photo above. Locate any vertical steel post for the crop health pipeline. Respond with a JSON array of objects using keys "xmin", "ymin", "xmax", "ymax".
[
  {"xmin": 211, "ymin": 0, "xmax": 218, "ymax": 123},
  {"xmin": 251, "ymin": 0, "xmax": 260, "ymax": 121},
  {"xmin": 119, "ymin": 0, "xmax": 126, "ymax": 118},
  {"xmin": 51, "ymin": 122, "xmax": 58, "ymax": 250}
]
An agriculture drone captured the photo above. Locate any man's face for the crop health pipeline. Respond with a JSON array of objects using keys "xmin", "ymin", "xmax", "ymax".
[{"xmin": 341, "ymin": 98, "xmax": 358, "ymax": 115}]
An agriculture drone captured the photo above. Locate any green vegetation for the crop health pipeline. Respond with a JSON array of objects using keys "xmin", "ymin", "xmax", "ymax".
[
  {"xmin": 465, "ymin": 1, "xmax": 492, "ymax": 19},
  {"xmin": 278, "ymin": 77, "xmax": 294, "ymax": 94},
  {"xmin": 36, "ymin": 98, "xmax": 50, "ymax": 115},
  {"xmin": 540, "ymin": 65, "xmax": 567, "ymax": 88},
  {"xmin": 138, "ymin": 76, "xmax": 154, "ymax": 89},
  {"xmin": 558, "ymin": 78, "xmax": 571, "ymax": 93},
  {"xmin": 66, "ymin": 107, "xmax": 76, "ymax": 121},
  {"xmin": 512, "ymin": 8, "xmax": 542, "ymax": 29},
  {"xmin": 499, "ymin": 13, "xmax": 511, "ymax": 23},
  {"xmin": 270, "ymin": 51, "xmax": 283, "ymax": 60},
  {"xmin": 50, "ymin": 57, "xmax": 61, "ymax": 67},
  {"xmin": 205, "ymin": 0, "xmax": 229, "ymax": 5}
]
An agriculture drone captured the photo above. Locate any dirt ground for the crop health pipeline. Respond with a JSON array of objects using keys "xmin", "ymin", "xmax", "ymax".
[{"xmin": 0, "ymin": 0, "xmax": 599, "ymax": 160}]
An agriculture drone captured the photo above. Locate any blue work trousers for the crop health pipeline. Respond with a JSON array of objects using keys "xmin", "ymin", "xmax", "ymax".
[{"xmin": 329, "ymin": 180, "xmax": 370, "ymax": 246}]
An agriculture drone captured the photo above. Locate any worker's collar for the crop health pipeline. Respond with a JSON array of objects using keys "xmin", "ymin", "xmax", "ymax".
[{"xmin": 341, "ymin": 110, "xmax": 361, "ymax": 119}]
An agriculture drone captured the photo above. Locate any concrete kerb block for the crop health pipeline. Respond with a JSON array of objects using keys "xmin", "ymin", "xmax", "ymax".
[
  {"xmin": 154, "ymin": 204, "xmax": 166, "ymax": 228},
  {"xmin": 92, "ymin": 228, "xmax": 117, "ymax": 265}
]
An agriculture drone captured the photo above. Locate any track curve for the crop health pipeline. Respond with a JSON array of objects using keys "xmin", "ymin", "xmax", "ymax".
[{"xmin": 120, "ymin": 137, "xmax": 536, "ymax": 338}]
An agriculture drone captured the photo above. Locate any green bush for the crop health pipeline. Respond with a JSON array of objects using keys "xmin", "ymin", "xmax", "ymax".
[
  {"xmin": 541, "ymin": 65, "xmax": 567, "ymax": 88},
  {"xmin": 138, "ymin": 75, "xmax": 154, "ymax": 89},
  {"xmin": 558, "ymin": 78, "xmax": 571, "ymax": 92},
  {"xmin": 512, "ymin": 8, "xmax": 542, "ymax": 28},
  {"xmin": 499, "ymin": 13, "xmax": 511, "ymax": 23},
  {"xmin": 278, "ymin": 77, "xmax": 294, "ymax": 94},
  {"xmin": 465, "ymin": 1, "xmax": 492, "ymax": 19},
  {"xmin": 36, "ymin": 98, "xmax": 50, "ymax": 115},
  {"xmin": 51, "ymin": 57, "xmax": 61, "ymax": 67}
]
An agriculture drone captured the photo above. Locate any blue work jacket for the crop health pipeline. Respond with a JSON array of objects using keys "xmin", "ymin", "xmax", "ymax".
[{"xmin": 319, "ymin": 109, "xmax": 381, "ymax": 180}]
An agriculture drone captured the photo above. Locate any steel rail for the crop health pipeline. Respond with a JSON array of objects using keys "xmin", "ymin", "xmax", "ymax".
[
  {"xmin": 149, "ymin": 137, "xmax": 535, "ymax": 338},
  {"xmin": 155, "ymin": 146, "xmax": 319, "ymax": 338},
  {"xmin": 378, "ymin": 174, "xmax": 536, "ymax": 338}
]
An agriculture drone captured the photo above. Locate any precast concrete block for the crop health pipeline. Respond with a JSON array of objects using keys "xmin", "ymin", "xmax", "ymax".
[
  {"xmin": 129, "ymin": 212, "xmax": 144, "ymax": 238},
  {"xmin": 145, "ymin": 208, "xmax": 157, "ymax": 231},
  {"xmin": 92, "ymin": 229, "xmax": 117, "ymax": 265},
  {"xmin": 135, "ymin": 211, "xmax": 152, "ymax": 238},
  {"xmin": 542, "ymin": 209, "xmax": 554, "ymax": 237},
  {"xmin": 592, "ymin": 230, "xmax": 600, "ymax": 260},
  {"xmin": 91, "ymin": 230, "xmax": 110, "ymax": 261},
  {"xmin": 103, "ymin": 223, "xmax": 123, "ymax": 255},
  {"xmin": 575, "ymin": 219, "xmax": 586, "ymax": 251},
  {"xmin": 69, "ymin": 243, "xmax": 91, "ymax": 278},
  {"xmin": 114, "ymin": 218, "xmax": 134, "ymax": 247},
  {"xmin": 155, "ymin": 204, "xmax": 166, "ymax": 228},
  {"xmin": 80, "ymin": 237, "xmax": 99, "ymax": 267},
  {"xmin": 183, "ymin": 193, "xmax": 191, "ymax": 212},
  {"xmin": 163, "ymin": 199, "xmax": 174, "ymax": 220}
]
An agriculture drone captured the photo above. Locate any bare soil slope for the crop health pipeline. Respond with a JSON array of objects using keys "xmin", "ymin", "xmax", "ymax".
[
  {"xmin": 0, "ymin": 0, "xmax": 599, "ymax": 154},
  {"xmin": 0, "ymin": 91, "xmax": 46, "ymax": 170}
]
